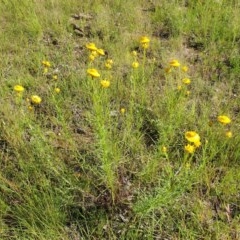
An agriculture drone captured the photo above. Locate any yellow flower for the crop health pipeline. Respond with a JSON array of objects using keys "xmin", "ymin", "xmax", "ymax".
[
  {"xmin": 31, "ymin": 95, "xmax": 42, "ymax": 104},
  {"xmin": 87, "ymin": 68, "xmax": 100, "ymax": 78},
  {"xmin": 182, "ymin": 66, "xmax": 188, "ymax": 72},
  {"xmin": 140, "ymin": 36, "xmax": 150, "ymax": 49},
  {"xmin": 89, "ymin": 54, "xmax": 95, "ymax": 61},
  {"xmin": 132, "ymin": 51, "xmax": 137, "ymax": 57},
  {"xmin": 86, "ymin": 43, "xmax": 98, "ymax": 51},
  {"xmin": 28, "ymin": 105, "xmax": 33, "ymax": 111},
  {"xmin": 43, "ymin": 67, "xmax": 48, "ymax": 74},
  {"xmin": 184, "ymin": 144, "xmax": 195, "ymax": 154},
  {"xmin": 42, "ymin": 60, "xmax": 51, "ymax": 67},
  {"xmin": 165, "ymin": 67, "xmax": 172, "ymax": 74},
  {"xmin": 52, "ymin": 75, "xmax": 58, "ymax": 80},
  {"xmin": 225, "ymin": 131, "xmax": 232, "ymax": 138},
  {"xmin": 194, "ymin": 141, "xmax": 201, "ymax": 148},
  {"xmin": 169, "ymin": 59, "xmax": 180, "ymax": 67},
  {"xmin": 14, "ymin": 85, "xmax": 24, "ymax": 93},
  {"xmin": 141, "ymin": 42, "xmax": 149, "ymax": 49},
  {"xmin": 177, "ymin": 85, "xmax": 182, "ymax": 91},
  {"xmin": 105, "ymin": 63, "xmax": 112, "ymax": 69},
  {"xmin": 140, "ymin": 36, "xmax": 150, "ymax": 44},
  {"xmin": 186, "ymin": 91, "xmax": 190, "ymax": 96},
  {"xmin": 120, "ymin": 108, "xmax": 126, "ymax": 114},
  {"xmin": 96, "ymin": 48, "xmax": 105, "ymax": 56},
  {"xmin": 185, "ymin": 131, "xmax": 200, "ymax": 143},
  {"xmin": 54, "ymin": 88, "xmax": 61, "ymax": 93},
  {"xmin": 182, "ymin": 78, "xmax": 191, "ymax": 85},
  {"xmin": 217, "ymin": 115, "xmax": 231, "ymax": 125},
  {"xmin": 132, "ymin": 61, "xmax": 139, "ymax": 68},
  {"xmin": 105, "ymin": 59, "xmax": 113, "ymax": 69},
  {"xmin": 162, "ymin": 146, "xmax": 167, "ymax": 153},
  {"xmin": 106, "ymin": 59, "xmax": 113, "ymax": 65},
  {"xmin": 100, "ymin": 80, "xmax": 110, "ymax": 88},
  {"xmin": 91, "ymin": 50, "xmax": 98, "ymax": 57}
]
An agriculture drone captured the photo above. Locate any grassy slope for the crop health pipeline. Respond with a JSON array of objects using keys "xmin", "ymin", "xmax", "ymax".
[{"xmin": 0, "ymin": 0, "xmax": 240, "ymax": 239}]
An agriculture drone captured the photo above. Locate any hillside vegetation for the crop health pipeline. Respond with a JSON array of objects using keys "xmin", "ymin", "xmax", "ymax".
[{"xmin": 0, "ymin": 0, "xmax": 240, "ymax": 239}]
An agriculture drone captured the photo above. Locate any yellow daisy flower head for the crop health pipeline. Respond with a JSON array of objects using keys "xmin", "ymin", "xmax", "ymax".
[
  {"xmin": 105, "ymin": 59, "xmax": 113, "ymax": 69},
  {"xmin": 96, "ymin": 48, "xmax": 105, "ymax": 56},
  {"xmin": 132, "ymin": 50, "xmax": 138, "ymax": 57},
  {"xmin": 120, "ymin": 108, "xmax": 126, "ymax": 114},
  {"xmin": 194, "ymin": 141, "xmax": 201, "ymax": 148},
  {"xmin": 182, "ymin": 78, "xmax": 191, "ymax": 85},
  {"xmin": 54, "ymin": 88, "xmax": 61, "ymax": 93},
  {"xmin": 217, "ymin": 115, "xmax": 231, "ymax": 125},
  {"xmin": 28, "ymin": 105, "xmax": 33, "ymax": 111},
  {"xmin": 91, "ymin": 50, "xmax": 98, "ymax": 57},
  {"xmin": 182, "ymin": 66, "xmax": 188, "ymax": 72},
  {"xmin": 86, "ymin": 43, "xmax": 98, "ymax": 51},
  {"xmin": 31, "ymin": 95, "xmax": 42, "ymax": 105},
  {"xmin": 140, "ymin": 36, "xmax": 150, "ymax": 49},
  {"xmin": 184, "ymin": 144, "xmax": 195, "ymax": 154},
  {"xmin": 14, "ymin": 85, "xmax": 24, "ymax": 93},
  {"xmin": 105, "ymin": 63, "xmax": 112, "ymax": 69},
  {"xmin": 185, "ymin": 131, "xmax": 200, "ymax": 143},
  {"xmin": 165, "ymin": 67, "xmax": 172, "ymax": 74},
  {"xmin": 225, "ymin": 131, "xmax": 232, "ymax": 138},
  {"xmin": 52, "ymin": 75, "xmax": 58, "ymax": 80},
  {"xmin": 177, "ymin": 85, "xmax": 182, "ymax": 91},
  {"xmin": 141, "ymin": 42, "xmax": 149, "ymax": 49},
  {"xmin": 162, "ymin": 146, "xmax": 167, "ymax": 153},
  {"xmin": 140, "ymin": 36, "xmax": 150, "ymax": 44},
  {"xmin": 89, "ymin": 54, "xmax": 95, "ymax": 61},
  {"xmin": 132, "ymin": 61, "xmax": 139, "ymax": 68},
  {"xmin": 42, "ymin": 60, "xmax": 51, "ymax": 68},
  {"xmin": 100, "ymin": 80, "xmax": 110, "ymax": 88},
  {"xmin": 43, "ymin": 67, "xmax": 48, "ymax": 74},
  {"xmin": 87, "ymin": 68, "xmax": 100, "ymax": 78},
  {"xmin": 106, "ymin": 59, "xmax": 113, "ymax": 65},
  {"xmin": 169, "ymin": 59, "xmax": 180, "ymax": 67}
]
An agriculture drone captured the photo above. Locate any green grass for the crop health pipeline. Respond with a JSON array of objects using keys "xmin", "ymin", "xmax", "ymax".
[{"xmin": 0, "ymin": 0, "xmax": 240, "ymax": 239}]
